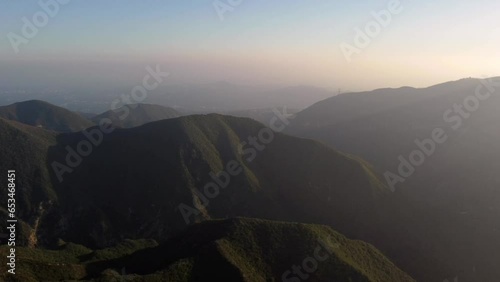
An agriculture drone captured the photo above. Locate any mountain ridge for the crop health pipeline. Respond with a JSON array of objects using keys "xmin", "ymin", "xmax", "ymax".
[
  {"xmin": 0, "ymin": 217, "xmax": 415, "ymax": 282},
  {"xmin": 0, "ymin": 100, "xmax": 94, "ymax": 132},
  {"xmin": 92, "ymin": 103, "xmax": 180, "ymax": 128}
]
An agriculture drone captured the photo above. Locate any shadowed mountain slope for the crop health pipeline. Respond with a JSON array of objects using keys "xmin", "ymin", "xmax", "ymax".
[
  {"xmin": 1, "ymin": 111, "xmax": 490, "ymax": 281},
  {"xmin": 0, "ymin": 100, "xmax": 94, "ymax": 132},
  {"xmin": 45, "ymin": 114, "xmax": 390, "ymax": 247},
  {"xmin": 287, "ymin": 77, "xmax": 500, "ymax": 281}
]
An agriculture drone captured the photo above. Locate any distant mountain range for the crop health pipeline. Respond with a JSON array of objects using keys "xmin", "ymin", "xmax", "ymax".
[
  {"xmin": 92, "ymin": 103, "xmax": 181, "ymax": 128},
  {"xmin": 0, "ymin": 108, "xmax": 414, "ymax": 281},
  {"xmin": 146, "ymin": 83, "xmax": 337, "ymax": 112},
  {"xmin": 2, "ymin": 76, "xmax": 500, "ymax": 282},
  {"xmin": 288, "ymin": 77, "xmax": 500, "ymax": 281},
  {"xmin": 0, "ymin": 83, "xmax": 336, "ymax": 114},
  {"xmin": 0, "ymin": 102, "xmax": 469, "ymax": 281},
  {"xmin": 288, "ymin": 77, "xmax": 500, "ymax": 206},
  {"xmin": 0, "ymin": 100, "xmax": 93, "ymax": 132},
  {"xmin": 0, "ymin": 100, "xmax": 181, "ymax": 131},
  {"xmin": 219, "ymin": 107, "xmax": 301, "ymax": 125}
]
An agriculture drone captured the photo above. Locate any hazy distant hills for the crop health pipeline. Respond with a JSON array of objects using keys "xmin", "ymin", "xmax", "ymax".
[
  {"xmin": 0, "ymin": 100, "xmax": 94, "ymax": 132},
  {"xmin": 76, "ymin": 111, "xmax": 97, "ymax": 119},
  {"xmin": 2, "ymin": 93, "xmax": 500, "ymax": 280},
  {"xmin": 0, "ymin": 83, "xmax": 336, "ymax": 114},
  {"xmin": 92, "ymin": 103, "xmax": 181, "ymax": 128},
  {"xmin": 288, "ymin": 77, "xmax": 500, "ymax": 281},
  {"xmin": 288, "ymin": 77, "xmax": 500, "ymax": 204},
  {"xmin": 0, "ymin": 103, "xmax": 420, "ymax": 280},
  {"xmin": 150, "ymin": 83, "xmax": 335, "ymax": 112},
  {"xmin": 219, "ymin": 107, "xmax": 300, "ymax": 125},
  {"xmin": 0, "ymin": 103, "xmax": 472, "ymax": 281},
  {"xmin": 0, "ymin": 218, "xmax": 414, "ymax": 281},
  {"xmin": 290, "ymin": 78, "xmax": 493, "ymax": 129},
  {"xmin": 0, "ymin": 100, "xmax": 182, "ymax": 131}
]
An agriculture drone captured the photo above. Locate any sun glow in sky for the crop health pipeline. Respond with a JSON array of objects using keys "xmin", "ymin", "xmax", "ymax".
[{"xmin": 0, "ymin": 0, "xmax": 499, "ymax": 90}]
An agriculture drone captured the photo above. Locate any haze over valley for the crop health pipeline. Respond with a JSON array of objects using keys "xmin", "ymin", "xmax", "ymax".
[{"xmin": 1, "ymin": 1, "xmax": 499, "ymax": 281}]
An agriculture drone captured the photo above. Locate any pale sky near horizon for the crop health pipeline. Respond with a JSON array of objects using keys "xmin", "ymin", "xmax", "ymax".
[{"xmin": 0, "ymin": 0, "xmax": 499, "ymax": 91}]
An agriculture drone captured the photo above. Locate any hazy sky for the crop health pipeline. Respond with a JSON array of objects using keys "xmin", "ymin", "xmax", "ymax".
[{"xmin": 0, "ymin": 0, "xmax": 499, "ymax": 90}]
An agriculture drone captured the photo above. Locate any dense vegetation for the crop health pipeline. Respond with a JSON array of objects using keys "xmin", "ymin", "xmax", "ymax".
[
  {"xmin": 0, "ymin": 218, "xmax": 414, "ymax": 281},
  {"xmin": 2, "ymin": 95, "xmax": 498, "ymax": 280}
]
